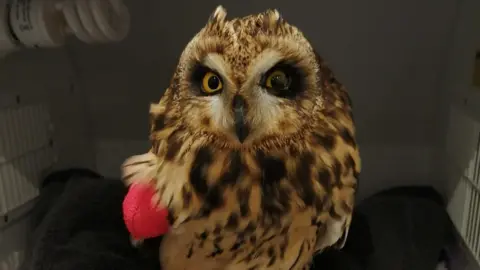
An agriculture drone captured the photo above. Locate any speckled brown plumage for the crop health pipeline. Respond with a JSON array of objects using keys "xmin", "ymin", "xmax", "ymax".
[{"xmin": 122, "ymin": 6, "xmax": 361, "ymax": 270}]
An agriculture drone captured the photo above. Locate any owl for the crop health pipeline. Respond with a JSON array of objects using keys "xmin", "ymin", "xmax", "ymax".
[{"xmin": 122, "ymin": 5, "xmax": 361, "ymax": 270}]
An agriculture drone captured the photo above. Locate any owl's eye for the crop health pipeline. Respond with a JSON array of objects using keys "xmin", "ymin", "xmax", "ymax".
[
  {"xmin": 261, "ymin": 62, "xmax": 304, "ymax": 98},
  {"xmin": 201, "ymin": 72, "xmax": 223, "ymax": 94},
  {"xmin": 264, "ymin": 69, "xmax": 291, "ymax": 90}
]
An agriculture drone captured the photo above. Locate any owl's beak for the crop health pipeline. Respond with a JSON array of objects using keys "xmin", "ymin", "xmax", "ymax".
[{"xmin": 232, "ymin": 95, "xmax": 249, "ymax": 143}]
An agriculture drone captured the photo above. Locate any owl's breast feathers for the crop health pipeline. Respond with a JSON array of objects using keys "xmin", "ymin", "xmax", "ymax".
[{"xmin": 122, "ymin": 82, "xmax": 360, "ymax": 269}]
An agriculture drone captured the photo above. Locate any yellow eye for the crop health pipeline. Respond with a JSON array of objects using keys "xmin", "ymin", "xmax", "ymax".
[
  {"xmin": 265, "ymin": 70, "xmax": 289, "ymax": 89},
  {"xmin": 201, "ymin": 72, "xmax": 223, "ymax": 94}
]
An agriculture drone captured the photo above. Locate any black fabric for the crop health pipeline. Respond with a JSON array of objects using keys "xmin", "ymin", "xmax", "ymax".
[
  {"xmin": 30, "ymin": 168, "xmax": 103, "ymax": 232},
  {"xmin": 357, "ymin": 186, "xmax": 452, "ymax": 270},
  {"xmin": 312, "ymin": 211, "xmax": 373, "ymax": 269},
  {"xmin": 368, "ymin": 186, "xmax": 446, "ymax": 207},
  {"xmin": 21, "ymin": 169, "xmax": 160, "ymax": 270}
]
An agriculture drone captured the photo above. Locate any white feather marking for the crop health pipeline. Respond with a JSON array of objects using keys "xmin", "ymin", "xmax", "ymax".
[
  {"xmin": 209, "ymin": 96, "xmax": 231, "ymax": 129},
  {"xmin": 203, "ymin": 53, "xmax": 229, "ymax": 78},
  {"xmin": 272, "ymin": 9, "xmax": 281, "ymax": 21},
  {"xmin": 211, "ymin": 5, "xmax": 227, "ymax": 21},
  {"xmin": 251, "ymin": 87, "xmax": 280, "ymax": 128},
  {"xmin": 247, "ymin": 49, "xmax": 284, "ymax": 79},
  {"xmin": 228, "ymin": 23, "xmax": 238, "ymax": 45},
  {"xmin": 319, "ymin": 217, "xmax": 347, "ymax": 249}
]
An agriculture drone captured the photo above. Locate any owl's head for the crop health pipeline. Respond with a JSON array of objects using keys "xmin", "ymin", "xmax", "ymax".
[{"xmin": 154, "ymin": 6, "xmax": 344, "ymax": 150}]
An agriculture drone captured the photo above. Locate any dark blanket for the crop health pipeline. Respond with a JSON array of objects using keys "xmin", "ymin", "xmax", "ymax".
[
  {"xmin": 20, "ymin": 168, "xmax": 449, "ymax": 270},
  {"xmin": 21, "ymin": 169, "xmax": 160, "ymax": 270}
]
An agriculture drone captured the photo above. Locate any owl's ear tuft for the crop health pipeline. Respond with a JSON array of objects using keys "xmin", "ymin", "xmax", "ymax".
[
  {"xmin": 208, "ymin": 5, "xmax": 227, "ymax": 24},
  {"xmin": 262, "ymin": 9, "xmax": 283, "ymax": 34}
]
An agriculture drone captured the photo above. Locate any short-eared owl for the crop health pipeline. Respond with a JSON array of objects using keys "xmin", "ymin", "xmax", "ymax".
[{"xmin": 123, "ymin": 5, "xmax": 360, "ymax": 270}]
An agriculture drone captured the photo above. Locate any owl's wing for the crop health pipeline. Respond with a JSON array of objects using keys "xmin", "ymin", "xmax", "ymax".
[
  {"xmin": 310, "ymin": 81, "xmax": 359, "ymax": 253},
  {"xmin": 312, "ymin": 213, "xmax": 352, "ymax": 255},
  {"xmin": 331, "ymin": 215, "xmax": 351, "ymax": 249},
  {"xmin": 311, "ymin": 139, "xmax": 358, "ymax": 254},
  {"xmin": 122, "ymin": 151, "xmax": 159, "ymax": 185}
]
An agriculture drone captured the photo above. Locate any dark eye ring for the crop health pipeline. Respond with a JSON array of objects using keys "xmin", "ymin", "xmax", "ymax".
[{"xmin": 263, "ymin": 69, "xmax": 291, "ymax": 90}]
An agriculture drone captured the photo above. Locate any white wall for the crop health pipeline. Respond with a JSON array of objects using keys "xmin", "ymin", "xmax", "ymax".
[
  {"xmin": 0, "ymin": 49, "xmax": 95, "ymax": 170},
  {"xmin": 442, "ymin": 0, "xmax": 480, "ymax": 206},
  {"xmin": 70, "ymin": 0, "xmax": 459, "ymax": 200},
  {"xmin": 442, "ymin": 0, "xmax": 480, "ymax": 200},
  {"xmin": 0, "ymin": 48, "xmax": 95, "ymax": 270},
  {"xmin": 441, "ymin": 0, "xmax": 480, "ymax": 268}
]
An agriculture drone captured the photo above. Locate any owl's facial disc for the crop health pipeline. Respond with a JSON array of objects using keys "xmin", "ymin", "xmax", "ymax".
[{"xmin": 185, "ymin": 51, "xmax": 310, "ymax": 144}]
